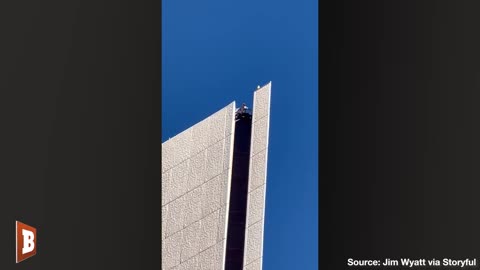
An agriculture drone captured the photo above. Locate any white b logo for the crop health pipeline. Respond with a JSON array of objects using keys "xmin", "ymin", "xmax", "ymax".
[
  {"xmin": 22, "ymin": 229, "xmax": 35, "ymax": 254},
  {"xmin": 16, "ymin": 221, "xmax": 37, "ymax": 263}
]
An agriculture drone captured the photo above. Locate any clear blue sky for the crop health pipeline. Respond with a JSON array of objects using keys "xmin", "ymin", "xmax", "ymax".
[{"xmin": 162, "ymin": 0, "xmax": 318, "ymax": 269}]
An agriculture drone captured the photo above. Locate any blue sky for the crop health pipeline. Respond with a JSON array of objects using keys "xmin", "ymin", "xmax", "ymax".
[{"xmin": 162, "ymin": 0, "xmax": 318, "ymax": 269}]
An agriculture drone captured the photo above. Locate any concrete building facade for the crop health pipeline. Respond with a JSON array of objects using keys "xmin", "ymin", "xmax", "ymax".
[{"xmin": 162, "ymin": 83, "xmax": 271, "ymax": 270}]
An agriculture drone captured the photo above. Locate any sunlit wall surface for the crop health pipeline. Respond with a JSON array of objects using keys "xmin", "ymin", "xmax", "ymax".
[{"xmin": 162, "ymin": 84, "xmax": 271, "ymax": 270}]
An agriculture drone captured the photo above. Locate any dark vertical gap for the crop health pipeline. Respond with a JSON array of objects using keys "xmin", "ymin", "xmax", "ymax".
[{"xmin": 225, "ymin": 112, "xmax": 252, "ymax": 270}]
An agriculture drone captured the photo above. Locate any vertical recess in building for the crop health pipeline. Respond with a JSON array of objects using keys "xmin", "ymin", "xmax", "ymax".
[{"xmin": 224, "ymin": 111, "xmax": 252, "ymax": 270}]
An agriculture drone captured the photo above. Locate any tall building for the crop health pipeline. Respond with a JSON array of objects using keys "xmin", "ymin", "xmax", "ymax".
[{"xmin": 162, "ymin": 83, "xmax": 271, "ymax": 270}]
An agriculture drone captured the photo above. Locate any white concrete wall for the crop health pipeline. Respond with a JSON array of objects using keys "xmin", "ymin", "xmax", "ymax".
[
  {"xmin": 162, "ymin": 83, "xmax": 271, "ymax": 270},
  {"xmin": 162, "ymin": 102, "xmax": 236, "ymax": 270},
  {"xmin": 243, "ymin": 83, "xmax": 271, "ymax": 270}
]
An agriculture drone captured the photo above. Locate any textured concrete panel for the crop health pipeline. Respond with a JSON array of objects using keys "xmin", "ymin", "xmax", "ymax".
[
  {"xmin": 162, "ymin": 204, "xmax": 167, "ymax": 240},
  {"xmin": 191, "ymin": 120, "xmax": 210, "ymax": 156},
  {"xmin": 244, "ymin": 221, "xmax": 264, "ymax": 266},
  {"xmin": 171, "ymin": 159, "xmax": 189, "ymax": 181},
  {"xmin": 175, "ymin": 240, "xmax": 225, "ymax": 270},
  {"xmin": 216, "ymin": 205, "xmax": 228, "ymax": 242},
  {"xmin": 178, "ymin": 211, "xmax": 226, "ymax": 269},
  {"xmin": 187, "ymin": 150, "xmax": 207, "ymax": 191},
  {"xmin": 248, "ymin": 150, "xmax": 267, "ymax": 193},
  {"xmin": 164, "ymin": 195, "xmax": 185, "ymax": 238},
  {"xmin": 163, "ymin": 230, "xmax": 183, "ymax": 270},
  {"xmin": 206, "ymin": 139, "xmax": 225, "ymax": 181},
  {"xmin": 250, "ymin": 116, "xmax": 269, "ymax": 156},
  {"xmin": 223, "ymin": 135, "xmax": 233, "ymax": 171},
  {"xmin": 207, "ymin": 107, "xmax": 227, "ymax": 146},
  {"xmin": 162, "ymin": 166, "xmax": 189, "ymax": 206},
  {"xmin": 246, "ymin": 185, "xmax": 265, "ymax": 226},
  {"xmin": 162, "ymin": 102, "xmax": 235, "ymax": 170},
  {"xmin": 199, "ymin": 210, "xmax": 220, "ymax": 252},
  {"xmin": 197, "ymin": 244, "xmax": 217, "ymax": 270},
  {"xmin": 183, "ymin": 186, "xmax": 203, "ymax": 228},
  {"xmin": 174, "ymin": 129, "xmax": 193, "ymax": 165},
  {"xmin": 244, "ymin": 258, "xmax": 262, "ymax": 270},
  {"xmin": 252, "ymin": 83, "xmax": 271, "ymax": 121},
  {"xmin": 202, "ymin": 170, "xmax": 228, "ymax": 217},
  {"xmin": 225, "ymin": 104, "xmax": 235, "ymax": 137},
  {"xmin": 173, "ymin": 256, "xmax": 198, "ymax": 270},
  {"xmin": 162, "ymin": 102, "xmax": 236, "ymax": 270},
  {"xmin": 197, "ymin": 241, "xmax": 225, "ymax": 270},
  {"xmin": 162, "ymin": 141, "xmax": 175, "ymax": 173},
  {"xmin": 180, "ymin": 220, "xmax": 201, "ymax": 262},
  {"xmin": 162, "ymin": 170, "xmax": 171, "ymax": 206},
  {"xmin": 170, "ymin": 159, "xmax": 190, "ymax": 200},
  {"xmin": 244, "ymin": 83, "xmax": 271, "ymax": 269}
]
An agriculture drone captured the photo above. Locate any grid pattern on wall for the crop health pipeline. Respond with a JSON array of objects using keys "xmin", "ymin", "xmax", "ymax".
[
  {"xmin": 162, "ymin": 102, "xmax": 236, "ymax": 270},
  {"xmin": 162, "ymin": 82, "xmax": 271, "ymax": 270},
  {"xmin": 243, "ymin": 83, "xmax": 271, "ymax": 270}
]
